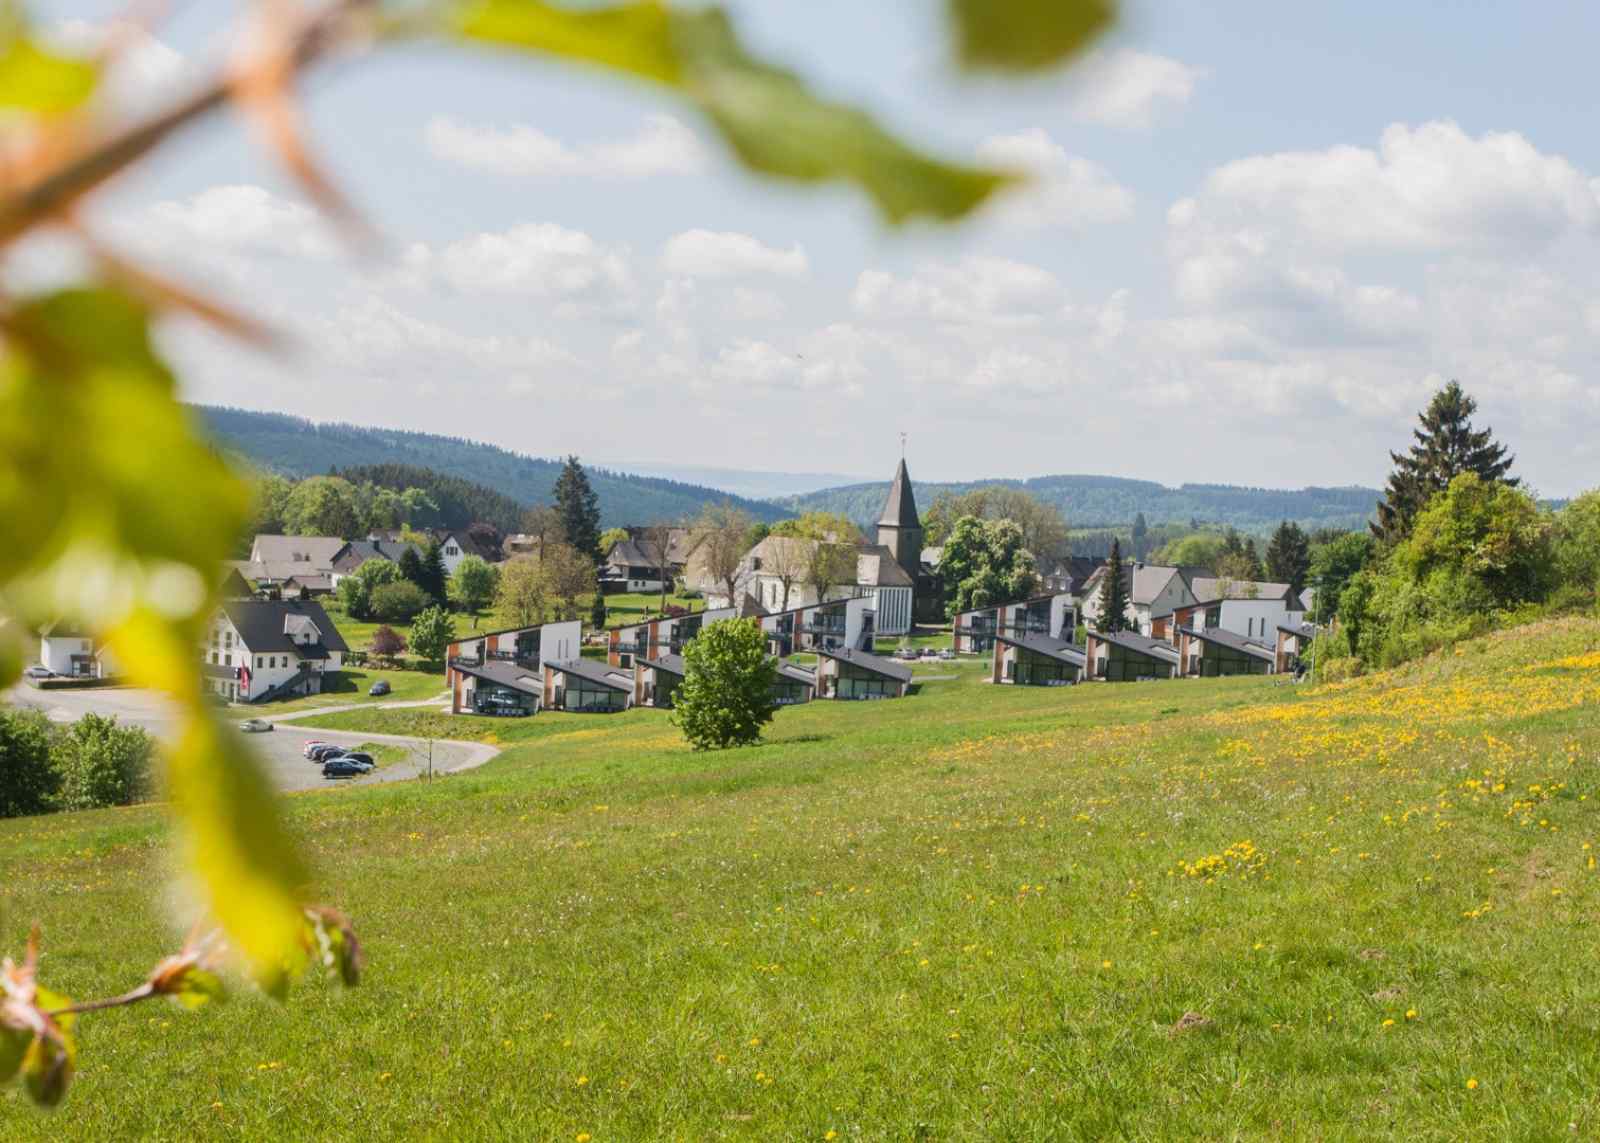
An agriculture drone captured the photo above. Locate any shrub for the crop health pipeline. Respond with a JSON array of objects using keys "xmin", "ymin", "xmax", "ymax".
[
  {"xmin": 670, "ymin": 618, "xmax": 777, "ymax": 750},
  {"xmin": 370, "ymin": 625, "xmax": 407, "ymax": 660},
  {"xmin": 409, "ymin": 606, "xmax": 456, "ymax": 665},
  {"xmin": 370, "ymin": 580, "xmax": 431, "ymax": 624},
  {"xmin": 0, "ymin": 708, "xmax": 57, "ymax": 818},
  {"xmin": 52, "ymin": 713, "xmax": 153, "ymax": 811}
]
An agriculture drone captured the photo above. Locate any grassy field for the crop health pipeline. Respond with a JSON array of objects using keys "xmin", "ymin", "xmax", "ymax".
[
  {"xmin": 221, "ymin": 667, "xmax": 447, "ymax": 719},
  {"xmin": 5, "ymin": 618, "xmax": 1600, "ymax": 1137}
]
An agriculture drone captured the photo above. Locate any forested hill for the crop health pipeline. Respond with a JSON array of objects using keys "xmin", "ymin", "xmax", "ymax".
[
  {"xmin": 198, "ymin": 407, "xmax": 786, "ymax": 527},
  {"xmin": 781, "ymin": 474, "xmax": 1380, "ymax": 534}
]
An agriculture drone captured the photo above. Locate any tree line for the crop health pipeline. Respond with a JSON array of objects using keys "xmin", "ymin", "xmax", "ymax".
[{"xmin": 1, "ymin": 711, "xmax": 153, "ymax": 820}]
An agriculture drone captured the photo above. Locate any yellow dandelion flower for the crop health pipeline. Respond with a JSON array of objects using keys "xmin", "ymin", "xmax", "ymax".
[
  {"xmin": 1381, "ymin": 1019, "xmax": 1395, "ymax": 1028},
  {"xmin": 1101, "ymin": 959, "xmax": 1112, "ymax": 969},
  {"xmin": 1466, "ymin": 1078, "xmax": 1479, "ymax": 1090},
  {"xmin": 577, "ymin": 1134, "xmax": 592, "ymax": 1142},
  {"xmin": 576, "ymin": 1075, "xmax": 589, "ymax": 1087},
  {"xmin": 825, "ymin": 1132, "xmax": 838, "ymax": 1141},
  {"xmin": 1405, "ymin": 1009, "xmax": 1417, "ymax": 1020}
]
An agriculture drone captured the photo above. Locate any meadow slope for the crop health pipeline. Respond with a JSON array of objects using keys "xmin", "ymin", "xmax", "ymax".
[{"xmin": 4, "ymin": 620, "xmax": 1600, "ymax": 1139}]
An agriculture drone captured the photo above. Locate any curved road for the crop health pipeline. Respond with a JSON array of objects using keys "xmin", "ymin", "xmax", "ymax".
[{"xmin": 5, "ymin": 686, "xmax": 498, "ymax": 793}]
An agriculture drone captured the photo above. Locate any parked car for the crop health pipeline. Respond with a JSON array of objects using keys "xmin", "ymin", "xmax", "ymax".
[
  {"xmin": 23, "ymin": 665, "xmax": 51, "ymax": 679},
  {"xmin": 896, "ymin": 647, "xmax": 919, "ymax": 660},
  {"xmin": 301, "ymin": 740, "xmax": 327, "ymax": 758},
  {"xmin": 309, "ymin": 744, "xmax": 347, "ymax": 763},
  {"xmin": 368, "ymin": 680, "xmax": 391, "ymax": 697},
  {"xmin": 238, "ymin": 718, "xmax": 273, "ymax": 733},
  {"xmin": 938, "ymin": 648, "xmax": 956, "ymax": 661},
  {"xmin": 339, "ymin": 753, "xmax": 374, "ymax": 767},
  {"xmin": 920, "ymin": 648, "xmax": 940, "ymax": 659},
  {"xmin": 323, "ymin": 756, "xmax": 374, "ymax": 779}
]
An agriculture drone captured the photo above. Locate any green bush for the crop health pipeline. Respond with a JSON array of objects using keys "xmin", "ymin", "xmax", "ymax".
[
  {"xmin": 52, "ymin": 713, "xmax": 153, "ymax": 812},
  {"xmin": 0, "ymin": 708, "xmax": 58, "ymax": 818},
  {"xmin": 670, "ymin": 619, "xmax": 777, "ymax": 750},
  {"xmin": 370, "ymin": 580, "xmax": 431, "ymax": 624}
]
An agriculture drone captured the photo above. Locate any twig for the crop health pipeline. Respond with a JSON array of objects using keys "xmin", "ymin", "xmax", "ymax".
[{"xmin": 47, "ymin": 982, "xmax": 157, "ymax": 1018}]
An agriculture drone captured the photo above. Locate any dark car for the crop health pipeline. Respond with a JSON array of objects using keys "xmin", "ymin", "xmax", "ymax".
[
  {"xmin": 322, "ymin": 757, "xmax": 371, "ymax": 779},
  {"xmin": 339, "ymin": 753, "xmax": 375, "ymax": 768},
  {"xmin": 368, "ymin": 680, "xmax": 391, "ymax": 697},
  {"xmin": 309, "ymin": 744, "xmax": 347, "ymax": 763}
]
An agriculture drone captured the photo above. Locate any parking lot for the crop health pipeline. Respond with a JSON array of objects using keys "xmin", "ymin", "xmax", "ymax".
[{"xmin": 6, "ymin": 684, "xmax": 494, "ymax": 793}]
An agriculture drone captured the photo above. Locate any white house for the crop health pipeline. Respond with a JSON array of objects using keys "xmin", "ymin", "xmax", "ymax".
[
  {"xmin": 760, "ymin": 596, "xmax": 875, "ymax": 657},
  {"xmin": 201, "ymin": 600, "xmax": 348, "ymax": 704},
  {"xmin": 607, "ymin": 607, "xmax": 735, "ymax": 668},
  {"xmin": 1152, "ymin": 579, "xmax": 1304, "ymax": 645},
  {"xmin": 952, "ymin": 591, "xmax": 1078, "ymax": 655},
  {"xmin": 38, "ymin": 622, "xmax": 117, "ymax": 679},
  {"xmin": 1080, "ymin": 564, "xmax": 1201, "ymax": 636}
]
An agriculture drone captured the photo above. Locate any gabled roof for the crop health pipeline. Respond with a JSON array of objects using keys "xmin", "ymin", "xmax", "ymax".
[
  {"xmin": 857, "ymin": 546, "xmax": 914, "ymax": 588},
  {"xmin": 816, "ymin": 646, "xmax": 913, "ymax": 683},
  {"xmin": 220, "ymin": 600, "xmax": 349, "ymax": 655},
  {"xmin": 877, "ymin": 458, "xmax": 921, "ymax": 530},
  {"xmin": 1186, "ymin": 577, "xmax": 1297, "ymax": 606},
  {"xmin": 546, "ymin": 657, "xmax": 633, "ymax": 691},
  {"xmin": 997, "ymin": 632, "xmax": 1087, "ymax": 668},
  {"xmin": 606, "ymin": 538, "xmax": 663, "ymax": 568},
  {"xmin": 775, "ymin": 661, "xmax": 817, "ymax": 685},
  {"xmin": 450, "ymin": 657, "xmax": 543, "ymax": 695},
  {"xmin": 250, "ymin": 535, "xmax": 347, "ymax": 570},
  {"xmin": 1182, "ymin": 625, "xmax": 1275, "ymax": 661},
  {"xmin": 1090, "ymin": 629, "xmax": 1181, "ymax": 662},
  {"xmin": 331, "ymin": 539, "xmax": 422, "ymax": 574},
  {"xmin": 1277, "ymin": 621, "xmax": 1316, "ymax": 638}
]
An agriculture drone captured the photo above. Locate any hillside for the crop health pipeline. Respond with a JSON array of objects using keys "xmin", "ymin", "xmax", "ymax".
[
  {"xmin": 783, "ymin": 473, "xmax": 1380, "ymax": 533},
  {"xmin": 7, "ymin": 618, "xmax": 1600, "ymax": 1136},
  {"xmin": 199, "ymin": 407, "xmax": 787, "ymax": 528}
]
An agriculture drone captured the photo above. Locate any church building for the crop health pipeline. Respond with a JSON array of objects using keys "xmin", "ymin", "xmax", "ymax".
[{"xmin": 874, "ymin": 458, "xmax": 944, "ymax": 624}]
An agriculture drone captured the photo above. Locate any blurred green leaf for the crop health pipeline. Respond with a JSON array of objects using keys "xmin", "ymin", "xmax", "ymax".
[
  {"xmin": 163, "ymin": 966, "xmax": 226, "ymax": 1011},
  {"xmin": 307, "ymin": 908, "xmax": 364, "ymax": 987},
  {"xmin": 949, "ymin": 0, "xmax": 1115, "ymax": 72},
  {"xmin": 0, "ymin": 26, "xmax": 97, "ymax": 113},
  {"xmin": 0, "ymin": 287, "xmax": 305, "ymax": 991},
  {"xmin": 448, "ymin": 1, "xmax": 1015, "ymax": 223},
  {"xmin": 20, "ymin": 986, "xmax": 73, "ymax": 1108},
  {"xmin": 0, "ymin": 1023, "xmax": 25, "ymax": 1084}
]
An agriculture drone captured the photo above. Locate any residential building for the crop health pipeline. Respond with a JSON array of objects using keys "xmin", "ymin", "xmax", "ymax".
[
  {"xmin": 1080, "ymin": 564, "xmax": 1199, "ymax": 636},
  {"xmin": 242, "ymin": 535, "xmax": 347, "ymax": 589},
  {"xmin": 201, "ymin": 600, "xmax": 348, "ymax": 703},
  {"xmin": 446, "ymin": 620, "xmax": 581, "ymax": 712},
  {"xmin": 542, "ymin": 658, "xmax": 634, "ymax": 713},
  {"xmin": 772, "ymin": 661, "xmax": 817, "ymax": 705},
  {"xmin": 1275, "ymin": 622, "xmax": 1317, "ymax": 676},
  {"xmin": 632, "ymin": 654, "xmax": 686, "ymax": 709},
  {"xmin": 38, "ymin": 623, "xmax": 117, "ymax": 679},
  {"xmin": 952, "ymin": 592, "xmax": 1078, "ymax": 655},
  {"xmin": 760, "ymin": 597, "xmax": 874, "ymax": 657},
  {"xmin": 1170, "ymin": 578, "xmax": 1304, "ymax": 643},
  {"xmin": 607, "ymin": 607, "xmax": 736, "ymax": 668},
  {"xmin": 1083, "ymin": 629, "xmax": 1180, "ymax": 681},
  {"xmin": 991, "ymin": 632, "xmax": 1085, "ymax": 686},
  {"xmin": 600, "ymin": 536, "xmax": 672, "ymax": 595},
  {"xmin": 813, "ymin": 647, "xmax": 912, "ymax": 700},
  {"xmin": 329, "ymin": 538, "xmax": 423, "ymax": 586},
  {"xmin": 1174, "ymin": 625, "xmax": 1275, "ymax": 677},
  {"xmin": 281, "ymin": 574, "xmax": 334, "ymax": 600}
]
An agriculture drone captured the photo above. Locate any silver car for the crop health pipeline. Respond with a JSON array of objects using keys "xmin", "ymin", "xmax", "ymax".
[{"xmin": 238, "ymin": 718, "xmax": 273, "ymax": 733}]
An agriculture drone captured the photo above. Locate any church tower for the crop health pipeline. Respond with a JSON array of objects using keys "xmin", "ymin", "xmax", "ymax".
[{"xmin": 876, "ymin": 458, "xmax": 924, "ymax": 583}]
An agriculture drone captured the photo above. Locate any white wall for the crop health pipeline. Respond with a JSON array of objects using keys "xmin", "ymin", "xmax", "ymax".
[
  {"xmin": 40, "ymin": 636, "xmax": 96, "ymax": 676},
  {"xmin": 541, "ymin": 620, "xmax": 582, "ymax": 662},
  {"xmin": 1215, "ymin": 598, "xmax": 1297, "ymax": 641}
]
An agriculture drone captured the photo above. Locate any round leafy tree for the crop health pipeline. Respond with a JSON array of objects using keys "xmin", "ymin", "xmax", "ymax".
[{"xmin": 670, "ymin": 619, "xmax": 778, "ymax": 751}]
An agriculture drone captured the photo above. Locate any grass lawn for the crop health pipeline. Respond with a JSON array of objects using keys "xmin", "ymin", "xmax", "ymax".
[
  {"xmin": 221, "ymin": 667, "xmax": 447, "ymax": 719},
  {"xmin": 596, "ymin": 591, "xmax": 709, "ymax": 627},
  {"xmin": 6, "ymin": 618, "xmax": 1600, "ymax": 1137}
]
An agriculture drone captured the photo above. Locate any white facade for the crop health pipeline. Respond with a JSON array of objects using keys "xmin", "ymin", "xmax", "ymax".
[
  {"xmin": 1192, "ymin": 597, "xmax": 1305, "ymax": 642},
  {"xmin": 202, "ymin": 612, "xmax": 344, "ymax": 703},
  {"xmin": 39, "ymin": 635, "xmax": 115, "ymax": 678}
]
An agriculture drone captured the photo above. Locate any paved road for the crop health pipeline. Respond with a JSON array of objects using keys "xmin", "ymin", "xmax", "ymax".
[{"xmin": 4, "ymin": 685, "xmax": 496, "ymax": 793}]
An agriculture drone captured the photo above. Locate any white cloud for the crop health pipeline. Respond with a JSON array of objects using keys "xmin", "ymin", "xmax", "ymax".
[
  {"xmin": 1068, "ymin": 49, "xmax": 1205, "ymax": 130},
  {"xmin": 852, "ymin": 256, "xmax": 1062, "ymax": 328},
  {"xmin": 424, "ymin": 113, "xmax": 707, "ymax": 179},
  {"xmin": 49, "ymin": 19, "xmax": 188, "ymax": 111},
  {"xmin": 661, "ymin": 229, "xmax": 808, "ymax": 279},
  {"xmin": 422, "ymin": 223, "xmax": 635, "ymax": 306},
  {"xmin": 976, "ymin": 130, "xmax": 1135, "ymax": 230},
  {"xmin": 121, "ymin": 185, "xmax": 336, "ymax": 265}
]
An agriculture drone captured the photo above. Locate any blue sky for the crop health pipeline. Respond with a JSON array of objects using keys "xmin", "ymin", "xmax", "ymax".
[{"xmin": 45, "ymin": 2, "xmax": 1600, "ymax": 496}]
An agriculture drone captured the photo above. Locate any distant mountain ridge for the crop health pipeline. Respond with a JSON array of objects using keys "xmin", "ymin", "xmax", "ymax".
[
  {"xmin": 781, "ymin": 473, "xmax": 1381, "ymax": 534},
  {"xmin": 198, "ymin": 407, "xmax": 787, "ymax": 528}
]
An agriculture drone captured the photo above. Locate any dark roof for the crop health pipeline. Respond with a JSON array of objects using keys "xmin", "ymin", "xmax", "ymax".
[
  {"xmin": 1277, "ymin": 622, "xmax": 1316, "ymax": 638},
  {"xmin": 876, "ymin": 458, "xmax": 921, "ymax": 530},
  {"xmin": 775, "ymin": 661, "xmax": 817, "ymax": 685},
  {"xmin": 1181, "ymin": 626, "xmax": 1275, "ymax": 660},
  {"xmin": 605, "ymin": 538, "xmax": 665, "ymax": 568},
  {"xmin": 642, "ymin": 653, "xmax": 685, "ymax": 676},
  {"xmin": 856, "ymin": 545, "xmax": 915, "ymax": 588},
  {"xmin": 449, "ymin": 657, "xmax": 543, "ymax": 695},
  {"xmin": 220, "ymin": 600, "xmax": 349, "ymax": 655},
  {"xmin": 546, "ymin": 658, "xmax": 633, "ymax": 691},
  {"xmin": 1090, "ymin": 629, "xmax": 1181, "ymax": 662},
  {"xmin": 331, "ymin": 539, "xmax": 422, "ymax": 574},
  {"xmin": 816, "ymin": 646, "xmax": 913, "ymax": 683},
  {"xmin": 997, "ymin": 632, "xmax": 1087, "ymax": 667}
]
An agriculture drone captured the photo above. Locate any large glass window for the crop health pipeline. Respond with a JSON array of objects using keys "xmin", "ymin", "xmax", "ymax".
[
  {"xmin": 563, "ymin": 678, "xmax": 627, "ymax": 713},
  {"xmin": 1014, "ymin": 651, "xmax": 1075, "ymax": 685},
  {"xmin": 472, "ymin": 681, "xmax": 535, "ymax": 716},
  {"xmin": 835, "ymin": 664, "xmax": 900, "ymax": 699},
  {"xmin": 771, "ymin": 678, "xmax": 810, "ymax": 705}
]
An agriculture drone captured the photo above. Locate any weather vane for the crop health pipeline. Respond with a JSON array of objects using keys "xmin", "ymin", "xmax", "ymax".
[{"xmin": 900, "ymin": 431, "xmax": 907, "ymax": 458}]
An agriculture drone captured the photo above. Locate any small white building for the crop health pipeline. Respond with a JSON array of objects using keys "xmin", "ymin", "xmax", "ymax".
[
  {"xmin": 607, "ymin": 607, "xmax": 735, "ymax": 668},
  {"xmin": 38, "ymin": 623, "xmax": 117, "ymax": 679},
  {"xmin": 202, "ymin": 600, "xmax": 348, "ymax": 704}
]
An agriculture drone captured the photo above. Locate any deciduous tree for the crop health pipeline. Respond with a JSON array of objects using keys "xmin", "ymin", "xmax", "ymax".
[
  {"xmin": 694, "ymin": 502, "xmax": 756, "ymax": 608},
  {"xmin": 670, "ymin": 619, "xmax": 778, "ymax": 750},
  {"xmin": 449, "ymin": 554, "xmax": 498, "ymax": 619},
  {"xmin": 495, "ymin": 557, "xmax": 550, "ymax": 627},
  {"xmin": 409, "ymin": 606, "xmax": 456, "ymax": 666}
]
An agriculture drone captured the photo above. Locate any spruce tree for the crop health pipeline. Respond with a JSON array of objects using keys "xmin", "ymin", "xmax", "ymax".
[
  {"xmin": 397, "ymin": 545, "xmax": 427, "ymax": 589},
  {"xmin": 1095, "ymin": 538, "xmax": 1131, "ymax": 633},
  {"xmin": 1374, "ymin": 381, "xmax": 1517, "ymax": 543},
  {"xmin": 1265, "ymin": 521, "xmax": 1311, "ymax": 594},
  {"xmin": 553, "ymin": 456, "xmax": 602, "ymax": 560},
  {"xmin": 1131, "ymin": 512, "xmax": 1149, "ymax": 561},
  {"xmin": 590, "ymin": 585, "xmax": 607, "ymax": 632},
  {"xmin": 419, "ymin": 539, "xmax": 449, "ymax": 605}
]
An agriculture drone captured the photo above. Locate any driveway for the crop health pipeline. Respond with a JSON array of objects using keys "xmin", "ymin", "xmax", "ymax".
[{"xmin": 5, "ymin": 685, "xmax": 496, "ymax": 793}]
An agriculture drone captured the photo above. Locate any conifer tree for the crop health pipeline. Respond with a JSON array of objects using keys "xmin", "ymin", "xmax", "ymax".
[
  {"xmin": 1095, "ymin": 538, "xmax": 1131, "ymax": 633},
  {"xmin": 1374, "ymin": 381, "xmax": 1517, "ymax": 543},
  {"xmin": 1265, "ymin": 520, "xmax": 1311, "ymax": 594},
  {"xmin": 1131, "ymin": 512, "xmax": 1149, "ymax": 561},
  {"xmin": 553, "ymin": 456, "xmax": 602, "ymax": 560},
  {"xmin": 419, "ymin": 539, "xmax": 449, "ymax": 606}
]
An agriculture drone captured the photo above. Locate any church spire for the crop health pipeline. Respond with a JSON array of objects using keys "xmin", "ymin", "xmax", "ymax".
[{"xmin": 877, "ymin": 457, "xmax": 921, "ymax": 530}]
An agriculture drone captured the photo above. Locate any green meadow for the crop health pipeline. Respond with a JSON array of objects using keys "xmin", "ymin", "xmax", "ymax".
[{"xmin": 4, "ymin": 619, "xmax": 1600, "ymax": 1138}]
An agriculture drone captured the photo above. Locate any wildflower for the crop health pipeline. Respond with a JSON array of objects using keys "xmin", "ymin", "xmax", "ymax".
[
  {"xmin": 1381, "ymin": 1018, "xmax": 1395, "ymax": 1028},
  {"xmin": 1405, "ymin": 1009, "xmax": 1417, "ymax": 1020},
  {"xmin": 1466, "ymin": 1078, "xmax": 1479, "ymax": 1090},
  {"xmin": 576, "ymin": 1075, "xmax": 589, "ymax": 1087},
  {"xmin": 749, "ymin": 1037, "xmax": 762, "ymax": 1047},
  {"xmin": 948, "ymin": 1031, "xmax": 960, "ymax": 1041},
  {"xmin": 1101, "ymin": 959, "xmax": 1112, "ymax": 969},
  {"xmin": 826, "ymin": 1132, "xmax": 838, "ymax": 1141},
  {"xmin": 578, "ymin": 1134, "xmax": 592, "ymax": 1142}
]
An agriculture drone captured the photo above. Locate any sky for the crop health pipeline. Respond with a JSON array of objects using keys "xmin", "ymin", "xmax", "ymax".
[{"xmin": 40, "ymin": 1, "xmax": 1600, "ymax": 497}]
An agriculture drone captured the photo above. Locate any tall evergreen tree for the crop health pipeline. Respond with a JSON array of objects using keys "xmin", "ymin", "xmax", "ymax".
[
  {"xmin": 397, "ymin": 545, "xmax": 427, "ymax": 590},
  {"xmin": 590, "ymin": 584, "xmax": 607, "ymax": 631},
  {"xmin": 419, "ymin": 539, "xmax": 449, "ymax": 605},
  {"xmin": 553, "ymin": 455, "xmax": 602, "ymax": 559},
  {"xmin": 1374, "ymin": 380, "xmax": 1517, "ymax": 543},
  {"xmin": 1131, "ymin": 512, "xmax": 1149, "ymax": 561},
  {"xmin": 1094, "ymin": 538, "xmax": 1131, "ymax": 633},
  {"xmin": 1264, "ymin": 520, "xmax": 1311, "ymax": 594}
]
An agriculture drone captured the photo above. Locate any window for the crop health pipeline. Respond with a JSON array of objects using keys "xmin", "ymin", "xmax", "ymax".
[
  {"xmin": 446, "ymin": 544, "xmax": 459, "ymax": 556},
  {"xmin": 255, "ymin": 656, "xmax": 263, "ymax": 669}
]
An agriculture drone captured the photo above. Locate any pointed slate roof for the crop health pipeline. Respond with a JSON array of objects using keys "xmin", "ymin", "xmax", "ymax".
[{"xmin": 877, "ymin": 458, "xmax": 921, "ymax": 529}]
